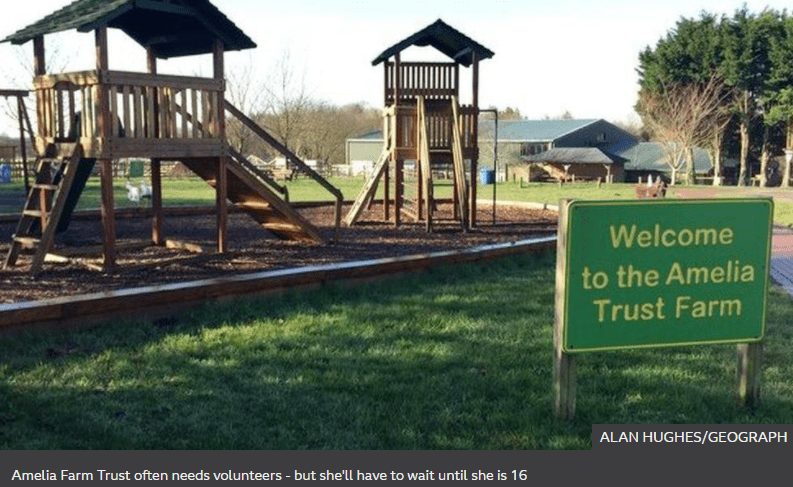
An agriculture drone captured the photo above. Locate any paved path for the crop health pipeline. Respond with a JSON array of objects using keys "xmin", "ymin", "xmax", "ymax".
[
  {"xmin": 671, "ymin": 186, "xmax": 793, "ymax": 299},
  {"xmin": 771, "ymin": 226, "xmax": 793, "ymax": 297}
]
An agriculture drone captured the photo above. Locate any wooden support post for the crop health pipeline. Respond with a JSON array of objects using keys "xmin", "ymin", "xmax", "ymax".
[
  {"xmin": 33, "ymin": 36, "xmax": 51, "ymax": 215},
  {"xmin": 392, "ymin": 53, "xmax": 401, "ymax": 227},
  {"xmin": 212, "ymin": 39, "xmax": 226, "ymax": 137},
  {"xmin": 96, "ymin": 27, "xmax": 115, "ymax": 272},
  {"xmin": 395, "ymin": 157, "xmax": 403, "ymax": 227},
  {"xmin": 416, "ymin": 153, "xmax": 423, "ymax": 222},
  {"xmin": 554, "ymin": 199, "xmax": 575, "ymax": 419},
  {"xmin": 146, "ymin": 48, "xmax": 163, "ymax": 245},
  {"xmin": 151, "ymin": 159, "xmax": 163, "ymax": 245},
  {"xmin": 217, "ymin": 157, "xmax": 228, "ymax": 253},
  {"xmin": 554, "ymin": 341, "xmax": 576, "ymax": 421},
  {"xmin": 33, "ymin": 36, "xmax": 45, "ymax": 76},
  {"xmin": 737, "ymin": 342, "xmax": 762, "ymax": 409},
  {"xmin": 383, "ymin": 156, "xmax": 390, "ymax": 222},
  {"xmin": 213, "ymin": 39, "xmax": 228, "ymax": 252},
  {"xmin": 100, "ymin": 159, "xmax": 116, "ymax": 272},
  {"xmin": 470, "ymin": 52, "xmax": 480, "ymax": 228}
]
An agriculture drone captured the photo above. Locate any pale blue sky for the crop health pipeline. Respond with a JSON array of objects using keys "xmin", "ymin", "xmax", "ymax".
[{"xmin": 1, "ymin": 0, "xmax": 792, "ymax": 135}]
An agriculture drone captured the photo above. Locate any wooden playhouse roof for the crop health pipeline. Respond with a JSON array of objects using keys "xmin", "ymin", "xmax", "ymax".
[
  {"xmin": 372, "ymin": 19, "xmax": 494, "ymax": 67},
  {"xmin": 2, "ymin": 0, "xmax": 256, "ymax": 59}
]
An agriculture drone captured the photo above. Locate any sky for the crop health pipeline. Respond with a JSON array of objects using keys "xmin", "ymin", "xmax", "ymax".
[{"xmin": 1, "ymin": 0, "xmax": 793, "ymax": 136}]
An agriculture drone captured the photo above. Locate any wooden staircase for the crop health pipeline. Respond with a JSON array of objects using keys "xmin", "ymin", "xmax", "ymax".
[
  {"xmin": 4, "ymin": 143, "xmax": 84, "ymax": 276},
  {"xmin": 180, "ymin": 156, "xmax": 327, "ymax": 244}
]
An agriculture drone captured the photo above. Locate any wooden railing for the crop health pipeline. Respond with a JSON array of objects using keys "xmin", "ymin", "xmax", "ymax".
[
  {"xmin": 385, "ymin": 62, "xmax": 459, "ymax": 104},
  {"xmin": 34, "ymin": 70, "xmax": 224, "ymax": 157},
  {"xmin": 225, "ymin": 101, "xmax": 344, "ymax": 242},
  {"xmin": 387, "ymin": 99, "xmax": 477, "ymax": 153}
]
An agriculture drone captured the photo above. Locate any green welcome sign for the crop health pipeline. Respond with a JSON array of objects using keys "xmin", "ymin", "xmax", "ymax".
[{"xmin": 558, "ymin": 198, "xmax": 773, "ymax": 353}]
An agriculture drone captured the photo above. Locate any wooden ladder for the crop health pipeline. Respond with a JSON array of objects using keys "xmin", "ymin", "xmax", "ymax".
[
  {"xmin": 4, "ymin": 143, "xmax": 83, "ymax": 276},
  {"xmin": 345, "ymin": 148, "xmax": 390, "ymax": 226}
]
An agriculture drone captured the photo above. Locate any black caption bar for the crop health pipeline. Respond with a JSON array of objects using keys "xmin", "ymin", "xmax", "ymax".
[{"xmin": 4, "ymin": 445, "xmax": 793, "ymax": 484}]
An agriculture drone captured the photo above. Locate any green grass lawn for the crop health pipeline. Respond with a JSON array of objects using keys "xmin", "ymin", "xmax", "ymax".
[
  {"xmin": 482, "ymin": 180, "xmax": 642, "ymax": 205},
  {"xmin": 3, "ymin": 174, "xmax": 793, "ymax": 227},
  {"xmin": 1, "ymin": 252, "xmax": 791, "ymax": 449},
  {"xmin": 0, "ymin": 176, "xmax": 366, "ymax": 215}
]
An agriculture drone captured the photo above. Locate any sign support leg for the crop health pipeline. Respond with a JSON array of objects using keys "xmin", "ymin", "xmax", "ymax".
[
  {"xmin": 554, "ymin": 345, "xmax": 576, "ymax": 420},
  {"xmin": 737, "ymin": 342, "xmax": 762, "ymax": 409}
]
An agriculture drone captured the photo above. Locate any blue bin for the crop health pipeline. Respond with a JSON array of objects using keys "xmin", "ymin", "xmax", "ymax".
[
  {"xmin": 479, "ymin": 168, "xmax": 495, "ymax": 185},
  {"xmin": 0, "ymin": 164, "xmax": 11, "ymax": 184}
]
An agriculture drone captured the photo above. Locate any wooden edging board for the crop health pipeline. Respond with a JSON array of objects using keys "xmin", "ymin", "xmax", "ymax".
[{"xmin": 0, "ymin": 236, "xmax": 556, "ymax": 335}]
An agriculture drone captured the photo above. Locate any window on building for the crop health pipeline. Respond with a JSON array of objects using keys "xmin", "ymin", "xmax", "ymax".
[{"xmin": 520, "ymin": 143, "xmax": 547, "ymax": 156}]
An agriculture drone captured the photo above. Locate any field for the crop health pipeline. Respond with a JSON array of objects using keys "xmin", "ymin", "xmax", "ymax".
[{"xmin": 2, "ymin": 252, "xmax": 791, "ymax": 449}]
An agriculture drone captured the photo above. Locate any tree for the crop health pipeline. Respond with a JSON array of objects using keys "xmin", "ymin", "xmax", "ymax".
[
  {"xmin": 764, "ymin": 15, "xmax": 793, "ymax": 186},
  {"xmin": 721, "ymin": 8, "xmax": 781, "ymax": 185},
  {"xmin": 636, "ymin": 73, "xmax": 733, "ymax": 185},
  {"xmin": 299, "ymin": 101, "xmax": 380, "ymax": 172},
  {"xmin": 256, "ymin": 48, "xmax": 314, "ymax": 168},
  {"xmin": 226, "ymin": 56, "xmax": 266, "ymax": 155},
  {"xmin": 637, "ymin": 13, "xmax": 731, "ymax": 183},
  {"xmin": 2, "ymin": 41, "xmax": 70, "ymax": 138}
]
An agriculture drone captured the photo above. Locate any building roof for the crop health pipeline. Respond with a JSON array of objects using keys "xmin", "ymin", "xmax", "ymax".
[
  {"xmin": 480, "ymin": 119, "xmax": 599, "ymax": 142},
  {"xmin": 347, "ymin": 130, "xmax": 385, "ymax": 142},
  {"xmin": 372, "ymin": 19, "xmax": 494, "ymax": 67},
  {"xmin": 522, "ymin": 147, "xmax": 627, "ymax": 165},
  {"xmin": 350, "ymin": 119, "xmax": 605, "ymax": 144},
  {"xmin": 2, "ymin": 0, "xmax": 256, "ymax": 59},
  {"xmin": 616, "ymin": 142, "xmax": 717, "ymax": 174}
]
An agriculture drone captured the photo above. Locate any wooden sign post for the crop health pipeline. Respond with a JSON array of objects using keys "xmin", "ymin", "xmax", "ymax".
[{"xmin": 554, "ymin": 198, "xmax": 773, "ymax": 419}]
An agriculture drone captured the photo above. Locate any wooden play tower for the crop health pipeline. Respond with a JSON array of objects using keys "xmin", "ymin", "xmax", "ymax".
[
  {"xmin": 1, "ymin": 0, "xmax": 342, "ymax": 276},
  {"xmin": 346, "ymin": 20, "xmax": 493, "ymax": 231}
]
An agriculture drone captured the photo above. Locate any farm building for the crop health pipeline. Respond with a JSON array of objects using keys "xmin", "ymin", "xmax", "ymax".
[
  {"xmin": 521, "ymin": 147, "xmax": 627, "ymax": 182},
  {"xmin": 344, "ymin": 130, "xmax": 383, "ymax": 176},
  {"xmin": 347, "ymin": 118, "xmax": 739, "ymax": 184},
  {"xmin": 345, "ymin": 118, "xmax": 638, "ymax": 181}
]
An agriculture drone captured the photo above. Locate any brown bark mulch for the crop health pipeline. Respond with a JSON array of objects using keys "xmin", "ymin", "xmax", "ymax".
[{"xmin": 0, "ymin": 203, "xmax": 557, "ymax": 304}]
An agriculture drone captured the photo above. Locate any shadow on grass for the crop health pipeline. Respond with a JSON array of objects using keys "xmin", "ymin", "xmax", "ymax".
[{"xmin": 1, "ymin": 252, "xmax": 792, "ymax": 449}]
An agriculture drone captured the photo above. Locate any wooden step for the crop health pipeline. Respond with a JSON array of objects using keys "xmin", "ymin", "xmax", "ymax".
[
  {"xmin": 32, "ymin": 183, "xmax": 59, "ymax": 191},
  {"xmin": 262, "ymin": 222, "xmax": 303, "ymax": 232},
  {"xmin": 23, "ymin": 210, "xmax": 47, "ymax": 218},
  {"xmin": 13, "ymin": 236, "xmax": 40, "ymax": 248},
  {"xmin": 237, "ymin": 201, "xmax": 272, "ymax": 211},
  {"xmin": 178, "ymin": 157, "xmax": 326, "ymax": 244}
]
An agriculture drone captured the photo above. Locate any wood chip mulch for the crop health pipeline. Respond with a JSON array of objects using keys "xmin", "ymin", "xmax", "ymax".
[{"xmin": 0, "ymin": 203, "xmax": 557, "ymax": 304}]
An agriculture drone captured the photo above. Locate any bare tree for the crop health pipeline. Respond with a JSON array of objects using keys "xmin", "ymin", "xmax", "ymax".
[
  {"xmin": 226, "ymin": 56, "xmax": 266, "ymax": 155},
  {"xmin": 636, "ymin": 74, "xmax": 733, "ymax": 185},
  {"xmin": 258, "ymin": 48, "xmax": 313, "ymax": 167},
  {"xmin": 300, "ymin": 101, "xmax": 380, "ymax": 172},
  {"xmin": 2, "ymin": 42, "xmax": 71, "ymax": 137}
]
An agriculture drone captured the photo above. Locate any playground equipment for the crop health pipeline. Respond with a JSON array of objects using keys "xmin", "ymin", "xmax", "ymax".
[
  {"xmin": 1, "ymin": 0, "xmax": 342, "ymax": 276},
  {"xmin": 346, "ymin": 19, "xmax": 493, "ymax": 231}
]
